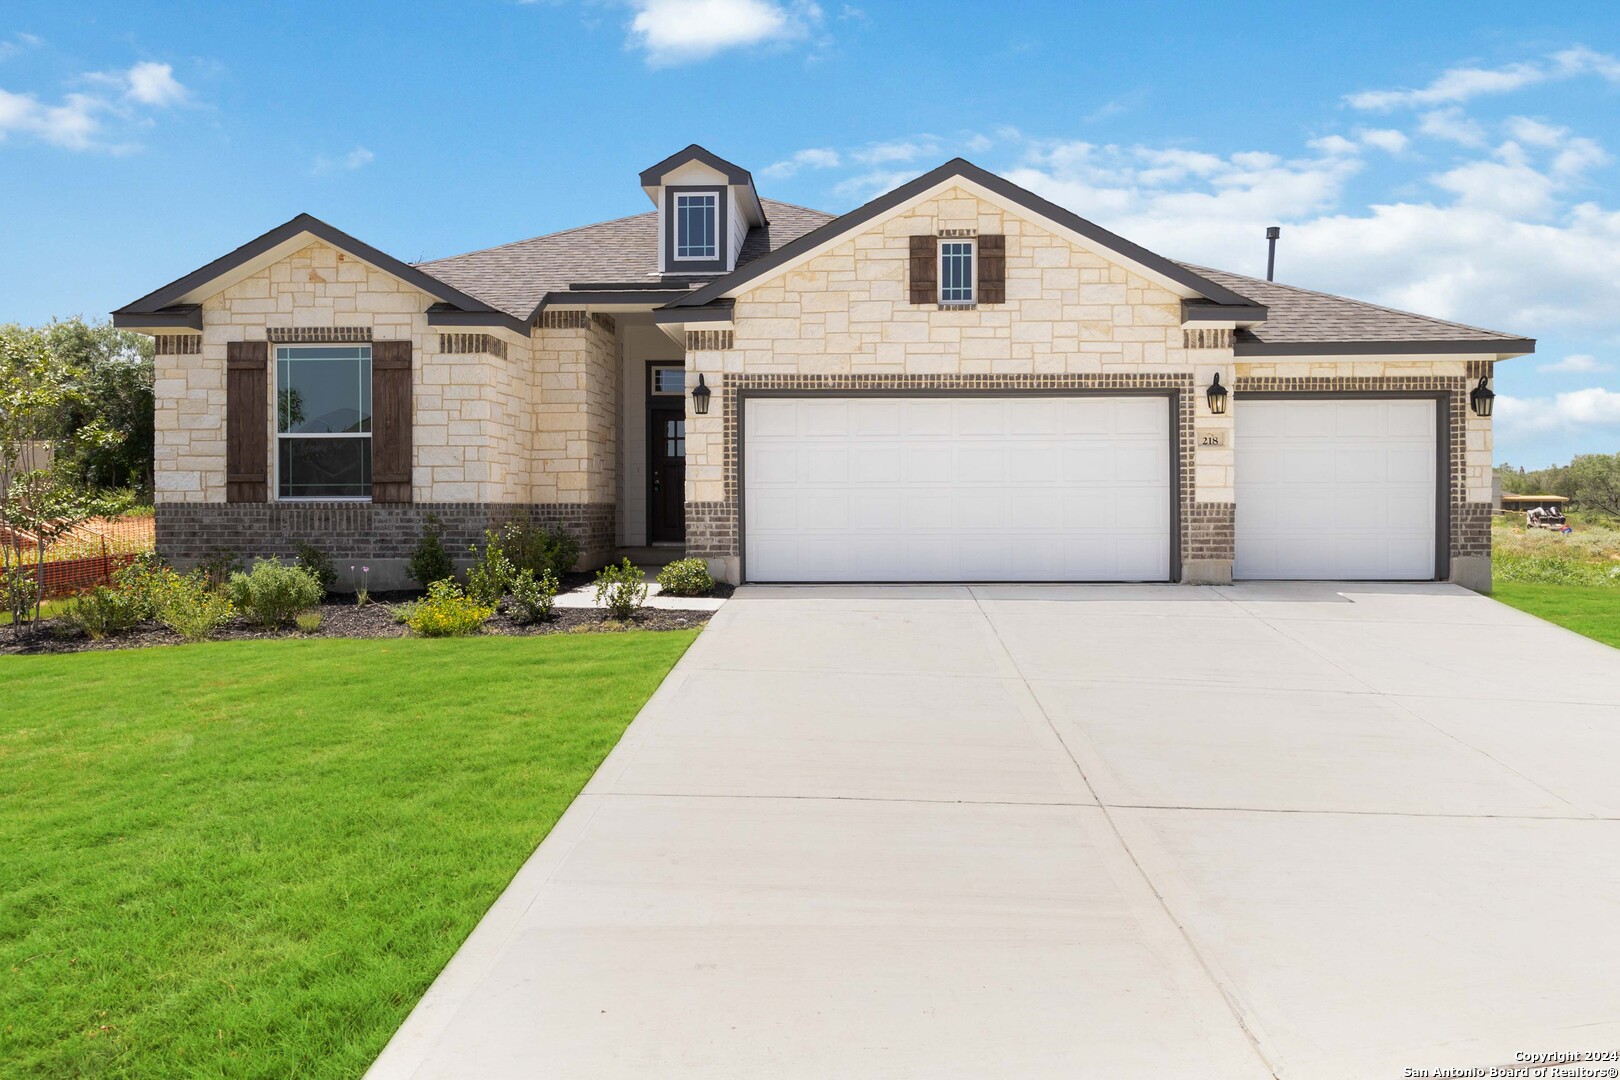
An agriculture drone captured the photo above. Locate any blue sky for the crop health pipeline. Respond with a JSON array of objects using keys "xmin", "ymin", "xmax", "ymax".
[{"xmin": 3, "ymin": 0, "xmax": 1619, "ymax": 467}]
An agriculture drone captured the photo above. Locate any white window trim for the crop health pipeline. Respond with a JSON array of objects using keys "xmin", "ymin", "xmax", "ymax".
[
  {"xmin": 673, "ymin": 191, "xmax": 719, "ymax": 262},
  {"xmin": 938, "ymin": 237, "xmax": 976, "ymax": 305},
  {"xmin": 273, "ymin": 343, "xmax": 374, "ymax": 503}
]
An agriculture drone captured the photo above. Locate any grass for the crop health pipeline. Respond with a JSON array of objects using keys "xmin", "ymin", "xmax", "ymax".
[
  {"xmin": 0, "ymin": 632, "xmax": 698, "ymax": 1078},
  {"xmin": 0, "ymin": 598, "xmax": 69, "ymax": 626},
  {"xmin": 1494, "ymin": 581, "xmax": 1620, "ymax": 649}
]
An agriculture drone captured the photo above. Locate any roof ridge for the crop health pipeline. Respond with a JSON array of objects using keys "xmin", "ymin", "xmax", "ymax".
[
  {"xmin": 758, "ymin": 197, "xmax": 836, "ymax": 216},
  {"xmin": 416, "ymin": 210, "xmax": 658, "ymax": 267},
  {"xmin": 1180, "ymin": 261, "xmax": 1523, "ymax": 340}
]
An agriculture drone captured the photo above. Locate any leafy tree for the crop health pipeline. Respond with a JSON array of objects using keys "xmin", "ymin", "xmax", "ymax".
[
  {"xmin": 1569, "ymin": 453, "xmax": 1620, "ymax": 518},
  {"xmin": 0, "ymin": 324, "xmax": 122, "ymax": 631},
  {"xmin": 41, "ymin": 318, "xmax": 154, "ymax": 495}
]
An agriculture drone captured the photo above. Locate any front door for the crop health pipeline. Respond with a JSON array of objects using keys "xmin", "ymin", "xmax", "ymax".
[{"xmin": 648, "ymin": 405, "xmax": 686, "ymax": 543}]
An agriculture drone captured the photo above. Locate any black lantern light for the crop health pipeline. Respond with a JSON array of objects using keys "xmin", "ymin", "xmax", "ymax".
[
  {"xmin": 691, "ymin": 373, "xmax": 712, "ymax": 416},
  {"xmin": 1206, "ymin": 372, "xmax": 1228, "ymax": 415},
  {"xmin": 1470, "ymin": 375, "xmax": 1495, "ymax": 418}
]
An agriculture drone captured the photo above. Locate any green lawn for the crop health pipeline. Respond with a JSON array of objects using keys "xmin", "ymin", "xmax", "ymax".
[
  {"xmin": 0, "ymin": 598, "xmax": 69, "ymax": 626},
  {"xmin": 0, "ymin": 632, "xmax": 697, "ymax": 1078},
  {"xmin": 1494, "ymin": 581, "xmax": 1620, "ymax": 648}
]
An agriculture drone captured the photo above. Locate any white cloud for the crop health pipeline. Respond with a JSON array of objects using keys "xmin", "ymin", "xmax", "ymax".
[
  {"xmin": 1497, "ymin": 388, "xmax": 1620, "ymax": 435},
  {"xmin": 1506, "ymin": 116, "xmax": 1568, "ymax": 147},
  {"xmin": 1346, "ymin": 47, "xmax": 1620, "ymax": 110},
  {"xmin": 124, "ymin": 61, "xmax": 188, "ymax": 106},
  {"xmin": 1308, "ymin": 134, "xmax": 1359, "ymax": 156},
  {"xmin": 312, "ymin": 145, "xmax": 375, "ymax": 174},
  {"xmin": 0, "ymin": 87, "xmax": 110, "ymax": 150},
  {"xmin": 1418, "ymin": 107, "xmax": 1487, "ymax": 147},
  {"xmin": 1359, "ymin": 128, "xmax": 1409, "ymax": 153},
  {"xmin": 1538, "ymin": 353, "xmax": 1611, "ymax": 374},
  {"xmin": 761, "ymin": 146, "xmax": 839, "ymax": 178},
  {"xmin": 0, "ymin": 32, "xmax": 44, "ymax": 61},
  {"xmin": 851, "ymin": 137, "xmax": 938, "ymax": 165},
  {"xmin": 626, "ymin": 0, "xmax": 821, "ymax": 65}
]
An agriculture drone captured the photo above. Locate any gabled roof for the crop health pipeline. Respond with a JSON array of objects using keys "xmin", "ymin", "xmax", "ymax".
[
  {"xmin": 417, "ymin": 200, "xmax": 832, "ymax": 319},
  {"xmin": 667, "ymin": 158, "xmax": 1260, "ymax": 310},
  {"xmin": 112, "ymin": 213, "xmax": 528, "ymax": 334},
  {"xmin": 638, "ymin": 144, "xmax": 754, "ymax": 187},
  {"xmin": 1186, "ymin": 265, "xmax": 1534, "ymax": 356}
]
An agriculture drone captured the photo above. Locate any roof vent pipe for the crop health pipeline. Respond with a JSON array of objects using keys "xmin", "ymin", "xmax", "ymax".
[{"xmin": 1265, "ymin": 226, "xmax": 1281, "ymax": 282}]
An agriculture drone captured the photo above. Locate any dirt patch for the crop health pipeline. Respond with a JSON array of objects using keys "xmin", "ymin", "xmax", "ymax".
[{"xmin": 0, "ymin": 596, "xmax": 714, "ymax": 656}]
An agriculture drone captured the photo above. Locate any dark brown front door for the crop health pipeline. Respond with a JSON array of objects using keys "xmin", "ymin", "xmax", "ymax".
[{"xmin": 648, "ymin": 405, "xmax": 686, "ymax": 542}]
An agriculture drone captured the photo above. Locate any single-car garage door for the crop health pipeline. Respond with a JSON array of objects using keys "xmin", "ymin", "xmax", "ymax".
[
  {"xmin": 1235, "ymin": 398, "xmax": 1438, "ymax": 580},
  {"xmin": 743, "ymin": 395, "xmax": 1171, "ymax": 582}
]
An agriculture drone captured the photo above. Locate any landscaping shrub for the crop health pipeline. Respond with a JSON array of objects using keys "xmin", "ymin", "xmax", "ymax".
[
  {"xmin": 295, "ymin": 611, "xmax": 323, "ymax": 634},
  {"xmin": 226, "ymin": 559, "xmax": 324, "ymax": 628},
  {"xmin": 198, "ymin": 546, "xmax": 242, "ymax": 589},
  {"xmin": 594, "ymin": 558, "xmax": 649, "ymax": 620},
  {"xmin": 405, "ymin": 580, "xmax": 495, "ymax": 637},
  {"xmin": 656, "ymin": 557, "xmax": 714, "ymax": 597},
  {"xmin": 62, "ymin": 585, "xmax": 146, "ymax": 640},
  {"xmin": 498, "ymin": 519, "xmax": 580, "ymax": 580},
  {"xmin": 113, "ymin": 553, "xmax": 183, "ymax": 621},
  {"xmin": 294, "ymin": 543, "xmax": 338, "ymax": 592},
  {"xmin": 408, "ymin": 514, "xmax": 455, "ymax": 587},
  {"xmin": 466, "ymin": 529, "xmax": 517, "ymax": 607},
  {"xmin": 509, "ymin": 567, "xmax": 560, "ymax": 624},
  {"xmin": 157, "ymin": 574, "xmax": 236, "ymax": 642}
]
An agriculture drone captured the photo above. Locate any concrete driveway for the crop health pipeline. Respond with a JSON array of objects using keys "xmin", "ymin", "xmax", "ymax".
[{"xmin": 369, "ymin": 583, "xmax": 1620, "ymax": 1080}]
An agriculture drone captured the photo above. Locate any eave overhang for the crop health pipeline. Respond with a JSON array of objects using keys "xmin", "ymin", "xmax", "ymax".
[
  {"xmin": 1233, "ymin": 338, "xmax": 1536, "ymax": 359},
  {"xmin": 111, "ymin": 304, "xmax": 202, "ymax": 331},
  {"xmin": 1182, "ymin": 300, "xmax": 1268, "ymax": 326}
]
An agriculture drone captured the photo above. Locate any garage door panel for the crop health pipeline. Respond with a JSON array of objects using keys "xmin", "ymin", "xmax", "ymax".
[
  {"xmin": 748, "ymin": 400, "xmax": 799, "ymax": 438},
  {"xmin": 1236, "ymin": 399, "xmax": 1436, "ymax": 581},
  {"xmin": 745, "ymin": 396, "xmax": 1171, "ymax": 582}
]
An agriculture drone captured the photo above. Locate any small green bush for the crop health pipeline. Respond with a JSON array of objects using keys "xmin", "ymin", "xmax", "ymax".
[
  {"xmin": 405, "ymin": 580, "xmax": 495, "ymax": 637},
  {"xmin": 62, "ymin": 585, "xmax": 146, "ymax": 640},
  {"xmin": 294, "ymin": 543, "xmax": 338, "ymax": 592},
  {"xmin": 113, "ymin": 554, "xmax": 183, "ymax": 621},
  {"xmin": 408, "ymin": 514, "xmax": 455, "ymax": 588},
  {"xmin": 466, "ymin": 529, "xmax": 517, "ymax": 607},
  {"xmin": 594, "ymin": 558, "xmax": 649, "ymax": 621},
  {"xmin": 227, "ymin": 559, "xmax": 324, "ymax": 628},
  {"xmin": 295, "ymin": 611, "xmax": 323, "ymax": 634},
  {"xmin": 656, "ymin": 557, "xmax": 714, "ymax": 597},
  {"xmin": 197, "ymin": 546, "xmax": 243, "ymax": 589},
  {"xmin": 158, "ymin": 574, "xmax": 236, "ymax": 642},
  {"xmin": 497, "ymin": 519, "xmax": 581, "ymax": 580},
  {"xmin": 509, "ymin": 567, "xmax": 560, "ymax": 624}
]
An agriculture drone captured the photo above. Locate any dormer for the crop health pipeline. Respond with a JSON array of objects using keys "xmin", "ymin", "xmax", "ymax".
[{"xmin": 639, "ymin": 145, "xmax": 767, "ymax": 276}]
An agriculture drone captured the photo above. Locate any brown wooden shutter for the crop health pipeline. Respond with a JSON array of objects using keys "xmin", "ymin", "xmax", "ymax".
[
  {"xmin": 908, "ymin": 234, "xmax": 937, "ymax": 304},
  {"xmin": 371, "ymin": 340, "xmax": 413, "ymax": 504},
  {"xmin": 977, "ymin": 234, "xmax": 1006, "ymax": 304},
  {"xmin": 225, "ymin": 340, "xmax": 269, "ymax": 502}
]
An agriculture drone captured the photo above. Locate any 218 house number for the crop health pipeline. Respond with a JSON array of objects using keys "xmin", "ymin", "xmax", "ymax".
[{"xmin": 1196, "ymin": 429, "xmax": 1229, "ymax": 449}]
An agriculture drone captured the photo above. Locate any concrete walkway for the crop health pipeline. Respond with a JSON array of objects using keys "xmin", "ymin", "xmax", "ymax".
[{"xmin": 369, "ymin": 583, "xmax": 1620, "ymax": 1080}]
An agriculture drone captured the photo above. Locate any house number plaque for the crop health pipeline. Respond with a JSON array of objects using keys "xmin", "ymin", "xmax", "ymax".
[{"xmin": 1196, "ymin": 429, "xmax": 1229, "ymax": 449}]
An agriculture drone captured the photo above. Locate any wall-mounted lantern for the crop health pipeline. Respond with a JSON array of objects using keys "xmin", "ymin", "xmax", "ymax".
[
  {"xmin": 1470, "ymin": 376, "xmax": 1495, "ymax": 418},
  {"xmin": 691, "ymin": 373, "xmax": 712, "ymax": 416},
  {"xmin": 1206, "ymin": 372, "xmax": 1228, "ymax": 415}
]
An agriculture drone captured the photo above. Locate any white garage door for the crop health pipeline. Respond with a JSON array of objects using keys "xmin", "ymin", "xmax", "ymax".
[
  {"xmin": 743, "ymin": 396, "xmax": 1171, "ymax": 582},
  {"xmin": 1235, "ymin": 399, "xmax": 1437, "ymax": 580}
]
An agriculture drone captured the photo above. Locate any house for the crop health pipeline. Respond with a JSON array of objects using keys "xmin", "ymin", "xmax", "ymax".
[{"xmin": 112, "ymin": 145, "xmax": 1532, "ymax": 591}]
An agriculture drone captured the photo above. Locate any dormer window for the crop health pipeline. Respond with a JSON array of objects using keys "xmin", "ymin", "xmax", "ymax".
[
  {"xmin": 939, "ymin": 239, "xmax": 975, "ymax": 304},
  {"xmin": 675, "ymin": 192, "xmax": 718, "ymax": 260}
]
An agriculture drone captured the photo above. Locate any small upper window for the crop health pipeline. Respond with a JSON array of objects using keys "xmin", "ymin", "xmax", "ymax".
[
  {"xmin": 940, "ymin": 240, "xmax": 975, "ymax": 304},
  {"xmin": 650, "ymin": 365, "xmax": 684, "ymax": 395},
  {"xmin": 674, "ymin": 192, "xmax": 718, "ymax": 260}
]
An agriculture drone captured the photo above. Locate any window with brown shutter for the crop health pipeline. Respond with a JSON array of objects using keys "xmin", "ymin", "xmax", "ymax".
[
  {"xmin": 371, "ymin": 340, "xmax": 413, "ymax": 504},
  {"xmin": 977, "ymin": 234, "xmax": 1006, "ymax": 304},
  {"xmin": 225, "ymin": 340, "xmax": 269, "ymax": 502},
  {"xmin": 908, "ymin": 234, "xmax": 937, "ymax": 304}
]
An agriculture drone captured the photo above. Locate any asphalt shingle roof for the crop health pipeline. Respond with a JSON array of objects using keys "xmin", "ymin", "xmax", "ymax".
[
  {"xmin": 1183, "ymin": 264, "xmax": 1526, "ymax": 346},
  {"xmin": 416, "ymin": 199, "xmax": 1527, "ymax": 350},
  {"xmin": 416, "ymin": 200, "xmax": 835, "ymax": 320}
]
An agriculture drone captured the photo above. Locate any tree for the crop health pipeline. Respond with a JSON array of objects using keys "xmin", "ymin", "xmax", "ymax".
[
  {"xmin": 43, "ymin": 318, "xmax": 154, "ymax": 495},
  {"xmin": 0, "ymin": 324, "xmax": 121, "ymax": 631},
  {"xmin": 1569, "ymin": 453, "xmax": 1620, "ymax": 518}
]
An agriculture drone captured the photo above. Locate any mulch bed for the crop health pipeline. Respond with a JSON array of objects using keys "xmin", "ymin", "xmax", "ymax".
[{"xmin": 0, "ymin": 590, "xmax": 717, "ymax": 656}]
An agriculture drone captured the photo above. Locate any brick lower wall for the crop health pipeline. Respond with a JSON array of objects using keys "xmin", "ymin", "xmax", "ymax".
[
  {"xmin": 1185, "ymin": 503, "xmax": 1236, "ymax": 562},
  {"xmin": 684, "ymin": 500, "xmax": 738, "ymax": 559},
  {"xmin": 155, "ymin": 502, "xmax": 617, "ymax": 567}
]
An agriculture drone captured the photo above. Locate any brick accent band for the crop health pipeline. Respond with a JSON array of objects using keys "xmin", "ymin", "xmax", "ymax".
[
  {"xmin": 437, "ymin": 332, "xmax": 509, "ymax": 360},
  {"xmin": 686, "ymin": 329, "xmax": 734, "ymax": 351},
  {"xmin": 155, "ymin": 334, "xmax": 202, "ymax": 355},
  {"xmin": 154, "ymin": 502, "xmax": 617, "ymax": 567},
  {"xmin": 1185, "ymin": 503, "xmax": 1236, "ymax": 562},
  {"xmin": 538, "ymin": 311, "xmax": 588, "ymax": 329},
  {"xmin": 1183, "ymin": 328, "xmax": 1234, "ymax": 350},
  {"xmin": 266, "ymin": 326, "xmax": 373, "ymax": 343}
]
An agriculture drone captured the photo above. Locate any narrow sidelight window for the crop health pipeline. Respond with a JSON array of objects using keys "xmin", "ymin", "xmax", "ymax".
[
  {"xmin": 939, "ymin": 239, "xmax": 975, "ymax": 304},
  {"xmin": 674, "ymin": 192, "xmax": 718, "ymax": 260},
  {"xmin": 275, "ymin": 344, "xmax": 372, "ymax": 499}
]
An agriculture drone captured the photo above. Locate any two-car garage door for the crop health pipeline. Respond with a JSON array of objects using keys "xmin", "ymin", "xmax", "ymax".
[{"xmin": 743, "ymin": 396, "xmax": 1171, "ymax": 582}]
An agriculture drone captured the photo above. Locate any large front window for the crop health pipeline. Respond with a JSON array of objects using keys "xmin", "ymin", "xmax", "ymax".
[
  {"xmin": 276, "ymin": 344, "xmax": 372, "ymax": 499},
  {"xmin": 674, "ymin": 192, "xmax": 718, "ymax": 260}
]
